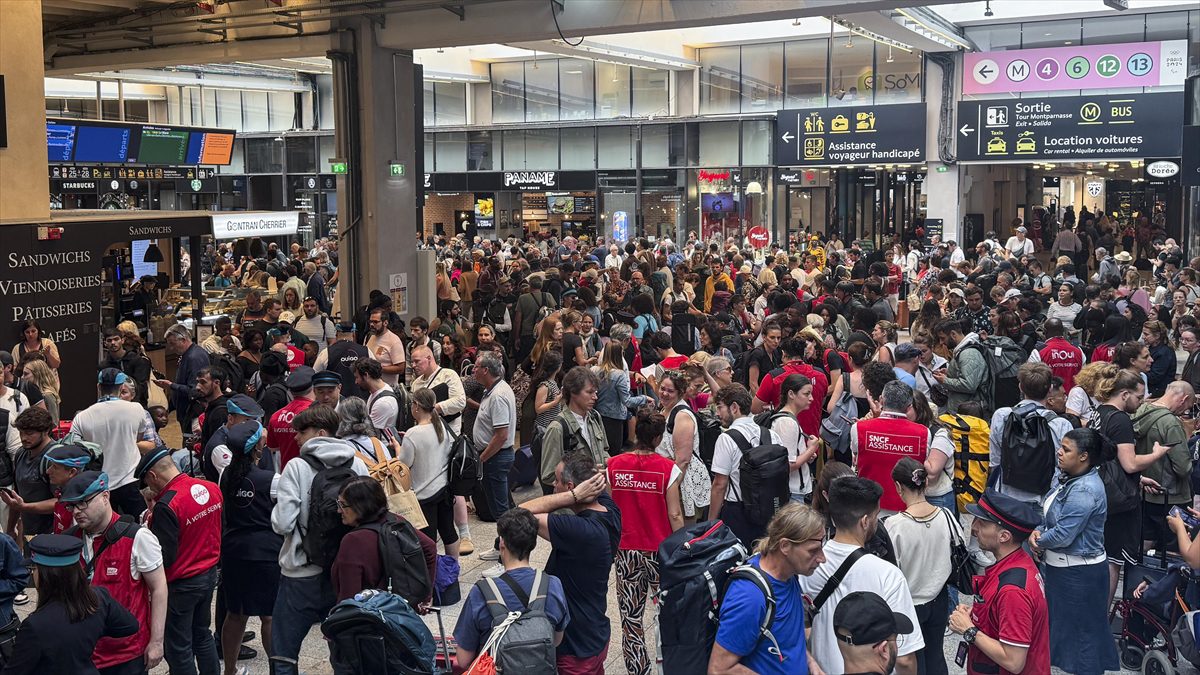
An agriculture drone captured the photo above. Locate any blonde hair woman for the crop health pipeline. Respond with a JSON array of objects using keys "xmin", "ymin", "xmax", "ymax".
[
  {"xmin": 1065, "ymin": 361, "xmax": 1119, "ymax": 422},
  {"xmin": 22, "ymin": 360, "xmax": 60, "ymax": 425},
  {"xmin": 872, "ymin": 320, "xmax": 899, "ymax": 365}
]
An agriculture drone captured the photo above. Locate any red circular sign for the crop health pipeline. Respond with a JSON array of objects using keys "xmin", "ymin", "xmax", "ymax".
[{"xmin": 747, "ymin": 226, "xmax": 770, "ymax": 249}]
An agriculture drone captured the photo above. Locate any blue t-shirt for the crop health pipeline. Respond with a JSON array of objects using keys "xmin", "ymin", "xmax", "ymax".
[
  {"xmin": 893, "ymin": 367, "xmax": 917, "ymax": 389},
  {"xmin": 546, "ymin": 493, "xmax": 622, "ymax": 658},
  {"xmin": 451, "ymin": 567, "xmax": 570, "ymax": 654},
  {"xmin": 715, "ymin": 554, "xmax": 808, "ymax": 675}
]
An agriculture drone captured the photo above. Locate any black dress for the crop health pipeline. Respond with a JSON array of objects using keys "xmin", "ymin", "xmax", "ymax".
[{"xmin": 3, "ymin": 586, "xmax": 138, "ymax": 675}]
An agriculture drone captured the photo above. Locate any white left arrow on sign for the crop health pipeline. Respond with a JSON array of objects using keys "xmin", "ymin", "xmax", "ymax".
[
  {"xmin": 959, "ymin": 124, "xmax": 975, "ymax": 137},
  {"xmin": 781, "ymin": 131, "xmax": 794, "ymax": 143}
]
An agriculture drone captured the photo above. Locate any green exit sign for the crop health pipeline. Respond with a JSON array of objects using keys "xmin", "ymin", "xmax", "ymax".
[
  {"xmin": 329, "ymin": 159, "xmax": 348, "ymax": 174},
  {"xmin": 936, "ymin": 166, "xmax": 948, "ymax": 173},
  {"xmin": 389, "ymin": 162, "xmax": 406, "ymax": 177}
]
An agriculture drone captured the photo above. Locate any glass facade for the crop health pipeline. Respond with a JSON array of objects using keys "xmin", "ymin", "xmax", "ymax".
[
  {"xmin": 699, "ymin": 34, "xmax": 924, "ymax": 112},
  {"xmin": 488, "ymin": 58, "xmax": 669, "ymax": 122}
]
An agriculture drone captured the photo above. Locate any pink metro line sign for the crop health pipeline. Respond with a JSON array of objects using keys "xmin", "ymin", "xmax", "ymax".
[{"xmin": 963, "ymin": 40, "xmax": 1186, "ymax": 96}]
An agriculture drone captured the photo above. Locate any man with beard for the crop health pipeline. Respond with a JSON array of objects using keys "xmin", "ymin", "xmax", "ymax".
[
  {"xmin": 834, "ymin": 592, "xmax": 916, "ymax": 675},
  {"xmin": 101, "ymin": 327, "xmax": 152, "ymax": 406}
]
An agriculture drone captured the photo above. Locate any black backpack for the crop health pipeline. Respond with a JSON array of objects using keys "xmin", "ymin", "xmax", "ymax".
[
  {"xmin": 370, "ymin": 386, "xmax": 413, "ymax": 433},
  {"xmin": 321, "ymin": 589, "xmax": 437, "ymax": 675},
  {"xmin": 361, "ymin": 517, "xmax": 433, "ymax": 610},
  {"xmin": 444, "ymin": 418, "xmax": 482, "ymax": 498},
  {"xmin": 656, "ymin": 520, "xmax": 761, "ymax": 673},
  {"xmin": 1090, "ymin": 406, "xmax": 1142, "ymax": 514},
  {"xmin": 667, "ymin": 405, "xmax": 723, "ymax": 471},
  {"xmin": 300, "ymin": 455, "xmax": 358, "ymax": 569},
  {"xmin": 999, "ymin": 406, "xmax": 1058, "ymax": 496},
  {"xmin": 209, "ymin": 352, "xmax": 244, "ymax": 395},
  {"xmin": 0, "ymin": 411, "xmax": 14, "ymax": 487},
  {"xmin": 725, "ymin": 425, "xmax": 791, "ymax": 527}
]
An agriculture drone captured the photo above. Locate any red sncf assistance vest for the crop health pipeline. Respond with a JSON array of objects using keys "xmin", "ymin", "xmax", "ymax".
[
  {"xmin": 150, "ymin": 473, "xmax": 223, "ymax": 582},
  {"xmin": 83, "ymin": 514, "xmax": 151, "ymax": 669},
  {"xmin": 608, "ymin": 453, "xmax": 676, "ymax": 552},
  {"xmin": 855, "ymin": 415, "xmax": 928, "ymax": 512}
]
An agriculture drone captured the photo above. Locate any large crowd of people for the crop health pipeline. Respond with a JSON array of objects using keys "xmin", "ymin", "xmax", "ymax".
[{"xmin": 0, "ymin": 214, "xmax": 1197, "ymax": 675}]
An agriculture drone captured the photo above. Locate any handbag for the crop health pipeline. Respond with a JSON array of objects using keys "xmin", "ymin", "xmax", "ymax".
[
  {"xmin": 387, "ymin": 488, "xmax": 429, "ymax": 530},
  {"xmin": 942, "ymin": 507, "xmax": 975, "ymax": 593},
  {"xmin": 510, "ymin": 365, "xmax": 532, "ymax": 408}
]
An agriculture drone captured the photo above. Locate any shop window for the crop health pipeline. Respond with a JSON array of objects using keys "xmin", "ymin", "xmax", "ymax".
[
  {"xmin": 829, "ymin": 34, "xmax": 873, "ymax": 106},
  {"xmin": 560, "ymin": 127, "xmax": 595, "ymax": 170},
  {"xmin": 698, "ymin": 121, "xmax": 739, "ymax": 167},
  {"xmin": 741, "ymin": 43, "xmax": 784, "ymax": 112},
  {"xmin": 525, "ymin": 60, "xmax": 559, "ymax": 122},
  {"xmin": 285, "ymin": 136, "xmax": 316, "ymax": 174},
  {"xmin": 699, "ymin": 46, "xmax": 740, "ymax": 115},
  {"xmin": 1020, "ymin": 20, "xmax": 1082, "ymax": 49},
  {"xmin": 434, "ymin": 82, "xmax": 467, "ymax": 126},
  {"xmin": 468, "ymin": 131, "xmax": 496, "ymax": 171},
  {"xmin": 503, "ymin": 129, "xmax": 527, "ymax": 170},
  {"xmin": 597, "ymin": 126, "xmax": 633, "ymax": 169},
  {"xmin": 785, "ymin": 39, "xmax": 828, "ymax": 108},
  {"xmin": 245, "ymin": 137, "xmax": 283, "ymax": 173},
  {"xmin": 741, "ymin": 120, "xmax": 772, "ymax": 166},
  {"xmin": 242, "ymin": 91, "xmax": 270, "ymax": 132},
  {"xmin": 560, "ymin": 59, "xmax": 596, "ymax": 120},
  {"xmin": 1145, "ymin": 11, "xmax": 1189, "ymax": 41},
  {"xmin": 491, "ymin": 62, "xmax": 524, "ymax": 124},
  {"xmin": 874, "ymin": 48, "xmax": 923, "ymax": 104},
  {"xmin": 216, "ymin": 89, "xmax": 241, "ymax": 130},
  {"xmin": 525, "ymin": 128, "xmax": 559, "ymax": 169},
  {"xmin": 269, "ymin": 91, "xmax": 294, "ymax": 131},
  {"xmin": 423, "ymin": 81, "xmax": 437, "ymax": 127},
  {"xmin": 435, "ymin": 131, "xmax": 468, "ymax": 172},
  {"xmin": 596, "ymin": 63, "xmax": 631, "ymax": 118},
  {"xmin": 424, "ymin": 134, "xmax": 435, "ymax": 172},
  {"xmin": 632, "ymin": 68, "xmax": 670, "ymax": 117}
]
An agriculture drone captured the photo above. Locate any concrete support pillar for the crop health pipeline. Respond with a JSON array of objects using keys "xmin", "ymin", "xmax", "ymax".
[
  {"xmin": 922, "ymin": 52, "xmax": 962, "ymax": 244},
  {"xmin": 332, "ymin": 20, "xmax": 429, "ymax": 323},
  {"xmin": 0, "ymin": 0, "xmax": 49, "ymax": 222}
]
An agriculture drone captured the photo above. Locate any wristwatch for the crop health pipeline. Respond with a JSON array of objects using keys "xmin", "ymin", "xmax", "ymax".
[{"xmin": 963, "ymin": 627, "xmax": 979, "ymax": 644}]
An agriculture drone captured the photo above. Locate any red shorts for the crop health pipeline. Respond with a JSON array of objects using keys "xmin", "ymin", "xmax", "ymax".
[{"xmin": 556, "ymin": 644, "xmax": 609, "ymax": 675}]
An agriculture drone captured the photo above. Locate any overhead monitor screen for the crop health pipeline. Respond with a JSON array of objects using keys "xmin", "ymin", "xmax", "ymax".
[
  {"xmin": 73, "ymin": 124, "xmax": 132, "ymax": 163},
  {"xmin": 185, "ymin": 131, "xmax": 235, "ymax": 165},
  {"xmin": 136, "ymin": 126, "xmax": 191, "ymax": 164},
  {"xmin": 47, "ymin": 123, "xmax": 77, "ymax": 162}
]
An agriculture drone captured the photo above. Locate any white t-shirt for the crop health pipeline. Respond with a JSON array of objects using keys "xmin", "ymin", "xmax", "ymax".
[
  {"xmin": 925, "ymin": 427, "xmax": 955, "ymax": 497},
  {"xmin": 801, "ymin": 540, "xmax": 925, "ymax": 674},
  {"xmin": 367, "ymin": 386, "xmax": 399, "ymax": 431},
  {"xmin": 293, "ymin": 314, "xmax": 337, "ymax": 351},
  {"xmin": 711, "ymin": 417, "xmax": 783, "ymax": 503},
  {"xmin": 83, "ymin": 526, "xmax": 163, "ymax": 580},
  {"xmin": 1066, "ymin": 386, "xmax": 1097, "ymax": 422},
  {"xmin": 72, "ymin": 399, "xmax": 151, "ymax": 490},
  {"xmin": 1005, "ymin": 236, "xmax": 1034, "ymax": 257},
  {"xmin": 0, "ymin": 387, "xmax": 28, "ymax": 455},
  {"xmin": 884, "ymin": 508, "xmax": 963, "ymax": 605},
  {"xmin": 366, "ymin": 330, "xmax": 406, "ymax": 387},
  {"xmin": 770, "ymin": 414, "xmax": 811, "ymax": 497}
]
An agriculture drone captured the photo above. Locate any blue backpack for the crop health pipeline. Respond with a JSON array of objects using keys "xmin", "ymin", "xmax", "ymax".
[{"xmin": 321, "ymin": 589, "xmax": 436, "ymax": 675}]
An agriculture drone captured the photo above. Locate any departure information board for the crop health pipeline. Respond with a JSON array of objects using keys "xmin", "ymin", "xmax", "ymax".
[
  {"xmin": 46, "ymin": 119, "xmax": 236, "ymax": 165},
  {"xmin": 136, "ymin": 126, "xmax": 191, "ymax": 164}
]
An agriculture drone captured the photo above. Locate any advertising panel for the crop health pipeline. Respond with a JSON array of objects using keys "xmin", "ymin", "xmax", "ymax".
[
  {"xmin": 964, "ymin": 40, "xmax": 1187, "ymax": 95},
  {"xmin": 956, "ymin": 92, "xmax": 1183, "ymax": 162}
]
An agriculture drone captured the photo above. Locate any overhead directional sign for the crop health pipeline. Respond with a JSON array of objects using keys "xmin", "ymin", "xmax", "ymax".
[
  {"xmin": 964, "ymin": 40, "xmax": 1187, "ymax": 95},
  {"xmin": 956, "ymin": 92, "xmax": 1183, "ymax": 162},
  {"xmin": 774, "ymin": 103, "xmax": 926, "ymax": 166}
]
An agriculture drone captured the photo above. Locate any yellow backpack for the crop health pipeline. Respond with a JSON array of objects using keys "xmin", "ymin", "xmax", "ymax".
[{"xmin": 939, "ymin": 413, "xmax": 991, "ymax": 512}]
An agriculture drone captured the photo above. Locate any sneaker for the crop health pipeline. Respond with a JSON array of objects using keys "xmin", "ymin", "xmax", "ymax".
[
  {"xmin": 13, "ymin": 593, "xmax": 27, "ymax": 606},
  {"xmin": 479, "ymin": 548, "xmax": 500, "ymax": 562},
  {"xmin": 482, "ymin": 563, "xmax": 505, "ymax": 578},
  {"xmin": 458, "ymin": 537, "xmax": 475, "ymax": 555}
]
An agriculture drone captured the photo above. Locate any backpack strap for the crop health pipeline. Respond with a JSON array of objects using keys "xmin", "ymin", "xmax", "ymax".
[
  {"xmin": 725, "ymin": 565, "xmax": 780, "ymax": 659},
  {"xmin": 811, "ymin": 548, "xmax": 866, "ymax": 616},
  {"xmin": 477, "ymin": 577, "xmax": 514, "ymax": 625}
]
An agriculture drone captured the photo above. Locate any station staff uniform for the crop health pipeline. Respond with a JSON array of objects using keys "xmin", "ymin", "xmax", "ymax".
[
  {"xmin": 3, "ymin": 534, "xmax": 138, "ymax": 675},
  {"xmin": 962, "ymin": 492, "xmax": 1051, "ymax": 675},
  {"xmin": 850, "ymin": 411, "xmax": 931, "ymax": 512}
]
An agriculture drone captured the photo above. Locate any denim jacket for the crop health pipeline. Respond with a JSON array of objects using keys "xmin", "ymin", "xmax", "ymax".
[
  {"xmin": 594, "ymin": 368, "xmax": 649, "ymax": 421},
  {"xmin": 1037, "ymin": 468, "xmax": 1107, "ymax": 557}
]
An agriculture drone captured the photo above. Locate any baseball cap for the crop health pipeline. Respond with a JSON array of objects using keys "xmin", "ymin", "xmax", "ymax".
[
  {"xmin": 279, "ymin": 311, "xmax": 296, "ymax": 324},
  {"xmin": 336, "ymin": 321, "xmax": 357, "ymax": 333},
  {"xmin": 226, "ymin": 394, "xmax": 265, "ymax": 419},
  {"xmin": 833, "ymin": 591, "xmax": 915, "ymax": 646},
  {"xmin": 1003, "ymin": 288, "xmax": 1023, "ymax": 301},
  {"xmin": 949, "ymin": 288, "xmax": 966, "ymax": 299},
  {"xmin": 260, "ymin": 351, "xmax": 289, "ymax": 378},
  {"xmin": 98, "ymin": 368, "xmax": 128, "ymax": 386},
  {"xmin": 892, "ymin": 343, "xmax": 922, "ymax": 362},
  {"xmin": 60, "ymin": 471, "xmax": 110, "ymax": 503},
  {"xmin": 739, "ymin": 265, "xmax": 753, "ymax": 275},
  {"xmin": 1016, "ymin": 226, "xmax": 1027, "ymax": 233}
]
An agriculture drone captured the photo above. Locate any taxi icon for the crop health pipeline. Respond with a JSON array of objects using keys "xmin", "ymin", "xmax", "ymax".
[
  {"xmin": 1015, "ymin": 132, "xmax": 1036, "ymax": 154},
  {"xmin": 830, "ymin": 115, "xmax": 850, "ymax": 132},
  {"xmin": 986, "ymin": 137, "xmax": 1008, "ymax": 154}
]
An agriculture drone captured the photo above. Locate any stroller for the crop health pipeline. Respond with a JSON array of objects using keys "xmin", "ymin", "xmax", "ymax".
[{"xmin": 1111, "ymin": 553, "xmax": 1200, "ymax": 674}]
